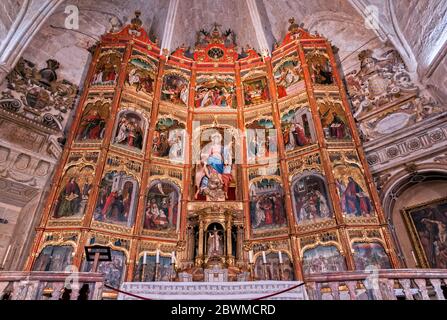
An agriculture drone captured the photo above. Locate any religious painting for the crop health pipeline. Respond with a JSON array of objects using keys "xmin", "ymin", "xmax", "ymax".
[
  {"xmin": 91, "ymin": 49, "xmax": 123, "ymax": 86},
  {"xmin": 125, "ymin": 53, "xmax": 157, "ymax": 95},
  {"xmin": 32, "ymin": 245, "xmax": 73, "ymax": 272},
  {"xmin": 243, "ymin": 77, "xmax": 270, "ymax": 105},
  {"xmin": 402, "ymin": 198, "xmax": 447, "ymax": 268},
  {"xmin": 318, "ymin": 100, "xmax": 351, "ymax": 140},
  {"xmin": 194, "ymin": 74, "xmax": 237, "ymax": 109},
  {"xmin": 82, "ymin": 249, "xmax": 126, "ymax": 288},
  {"xmin": 292, "ymin": 173, "xmax": 333, "ymax": 223},
  {"xmin": 249, "ymin": 179, "xmax": 287, "ymax": 230},
  {"xmin": 113, "ymin": 111, "xmax": 145, "ymax": 151},
  {"xmin": 144, "ymin": 180, "xmax": 180, "ymax": 231},
  {"xmin": 194, "ymin": 128, "xmax": 235, "ymax": 201},
  {"xmin": 273, "ymin": 53, "xmax": 304, "ymax": 98},
  {"xmin": 281, "ymin": 107, "xmax": 315, "ymax": 151},
  {"xmin": 352, "ymin": 242, "xmax": 391, "ymax": 270},
  {"xmin": 134, "ymin": 255, "xmax": 173, "ymax": 282},
  {"xmin": 76, "ymin": 100, "xmax": 110, "ymax": 142},
  {"xmin": 334, "ymin": 164, "xmax": 374, "ymax": 217},
  {"xmin": 305, "ymin": 49, "xmax": 334, "ymax": 85},
  {"xmin": 152, "ymin": 117, "xmax": 186, "ymax": 163},
  {"xmin": 94, "ymin": 171, "xmax": 138, "ymax": 227},
  {"xmin": 52, "ymin": 165, "xmax": 94, "ymax": 219},
  {"xmin": 161, "ymin": 71, "xmax": 189, "ymax": 106},
  {"xmin": 246, "ymin": 118, "xmax": 277, "ymax": 163},
  {"xmin": 302, "ymin": 245, "xmax": 346, "ymax": 275},
  {"xmin": 253, "ymin": 252, "xmax": 294, "ymax": 281}
]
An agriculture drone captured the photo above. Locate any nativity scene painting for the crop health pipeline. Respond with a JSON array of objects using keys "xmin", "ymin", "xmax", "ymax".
[
  {"xmin": 291, "ymin": 173, "xmax": 333, "ymax": 224},
  {"xmin": 246, "ymin": 118, "xmax": 277, "ymax": 163},
  {"xmin": 161, "ymin": 71, "xmax": 189, "ymax": 106},
  {"xmin": 305, "ymin": 49, "xmax": 334, "ymax": 85},
  {"xmin": 273, "ymin": 53, "xmax": 304, "ymax": 98},
  {"xmin": 194, "ymin": 129, "xmax": 235, "ymax": 201},
  {"xmin": 94, "ymin": 171, "xmax": 138, "ymax": 227},
  {"xmin": 32, "ymin": 245, "xmax": 73, "ymax": 272},
  {"xmin": 113, "ymin": 111, "xmax": 145, "ymax": 151},
  {"xmin": 52, "ymin": 165, "xmax": 94, "ymax": 219},
  {"xmin": 243, "ymin": 77, "xmax": 270, "ymax": 106},
  {"xmin": 76, "ymin": 100, "xmax": 110, "ymax": 142},
  {"xmin": 253, "ymin": 252, "xmax": 294, "ymax": 281},
  {"xmin": 91, "ymin": 49, "xmax": 123, "ymax": 86},
  {"xmin": 151, "ymin": 117, "xmax": 186, "ymax": 162},
  {"xmin": 249, "ymin": 179, "xmax": 287, "ymax": 230},
  {"xmin": 318, "ymin": 100, "xmax": 351, "ymax": 140},
  {"xmin": 352, "ymin": 242, "xmax": 391, "ymax": 270},
  {"xmin": 281, "ymin": 106, "xmax": 315, "ymax": 151},
  {"xmin": 125, "ymin": 53, "xmax": 157, "ymax": 95},
  {"xmin": 144, "ymin": 180, "xmax": 180, "ymax": 231},
  {"xmin": 302, "ymin": 245, "xmax": 347, "ymax": 275},
  {"xmin": 195, "ymin": 74, "xmax": 237, "ymax": 109}
]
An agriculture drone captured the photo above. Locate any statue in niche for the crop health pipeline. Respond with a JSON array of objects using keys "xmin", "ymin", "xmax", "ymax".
[{"xmin": 207, "ymin": 227, "xmax": 223, "ymax": 257}]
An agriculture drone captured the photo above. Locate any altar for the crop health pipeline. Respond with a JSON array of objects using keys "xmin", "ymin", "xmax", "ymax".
[{"xmin": 117, "ymin": 281, "xmax": 308, "ymax": 300}]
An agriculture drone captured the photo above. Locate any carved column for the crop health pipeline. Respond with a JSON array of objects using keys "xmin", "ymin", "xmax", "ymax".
[{"xmin": 196, "ymin": 220, "xmax": 204, "ymax": 266}]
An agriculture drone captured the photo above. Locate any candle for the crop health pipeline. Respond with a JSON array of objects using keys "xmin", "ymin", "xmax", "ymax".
[
  {"xmin": 2, "ymin": 245, "xmax": 11, "ymax": 268},
  {"xmin": 156, "ymin": 249, "xmax": 160, "ymax": 264},
  {"xmin": 171, "ymin": 251, "xmax": 176, "ymax": 264},
  {"xmin": 278, "ymin": 251, "xmax": 283, "ymax": 264},
  {"xmin": 262, "ymin": 251, "xmax": 267, "ymax": 264},
  {"xmin": 411, "ymin": 250, "xmax": 418, "ymax": 265},
  {"xmin": 143, "ymin": 252, "xmax": 147, "ymax": 265},
  {"xmin": 248, "ymin": 250, "xmax": 254, "ymax": 264}
]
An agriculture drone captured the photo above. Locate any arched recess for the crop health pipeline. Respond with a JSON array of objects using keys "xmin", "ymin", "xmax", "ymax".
[{"xmin": 381, "ymin": 165, "xmax": 447, "ymax": 268}]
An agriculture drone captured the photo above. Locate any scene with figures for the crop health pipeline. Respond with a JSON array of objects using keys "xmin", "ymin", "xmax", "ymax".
[
  {"xmin": 243, "ymin": 76, "xmax": 270, "ymax": 106},
  {"xmin": 403, "ymin": 198, "xmax": 447, "ymax": 268},
  {"xmin": 91, "ymin": 49, "xmax": 123, "ymax": 86},
  {"xmin": 305, "ymin": 49, "xmax": 334, "ymax": 85},
  {"xmin": 281, "ymin": 106, "xmax": 315, "ymax": 151},
  {"xmin": 195, "ymin": 74, "xmax": 237, "ymax": 109},
  {"xmin": 76, "ymin": 100, "xmax": 110, "ymax": 142},
  {"xmin": 52, "ymin": 165, "xmax": 94, "ymax": 219},
  {"xmin": 253, "ymin": 252, "xmax": 294, "ymax": 281},
  {"xmin": 246, "ymin": 118, "xmax": 277, "ymax": 163},
  {"xmin": 125, "ymin": 53, "xmax": 157, "ymax": 95},
  {"xmin": 94, "ymin": 171, "xmax": 138, "ymax": 227},
  {"xmin": 83, "ymin": 250, "xmax": 126, "ymax": 289},
  {"xmin": 32, "ymin": 246, "xmax": 73, "ymax": 272},
  {"xmin": 273, "ymin": 53, "xmax": 304, "ymax": 98},
  {"xmin": 113, "ymin": 111, "xmax": 145, "ymax": 151},
  {"xmin": 250, "ymin": 179, "xmax": 287, "ymax": 230},
  {"xmin": 144, "ymin": 180, "xmax": 180, "ymax": 231},
  {"xmin": 152, "ymin": 117, "xmax": 186, "ymax": 162},
  {"xmin": 352, "ymin": 242, "xmax": 391, "ymax": 270},
  {"xmin": 292, "ymin": 172, "xmax": 333, "ymax": 223},
  {"xmin": 194, "ymin": 128, "xmax": 235, "ymax": 201},
  {"xmin": 318, "ymin": 100, "xmax": 351, "ymax": 140},
  {"xmin": 134, "ymin": 254, "xmax": 174, "ymax": 282},
  {"xmin": 161, "ymin": 70, "xmax": 189, "ymax": 106},
  {"xmin": 302, "ymin": 245, "xmax": 346, "ymax": 275}
]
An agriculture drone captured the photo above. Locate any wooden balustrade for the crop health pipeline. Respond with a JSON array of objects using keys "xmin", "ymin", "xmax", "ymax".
[{"xmin": 305, "ymin": 269, "xmax": 447, "ymax": 300}]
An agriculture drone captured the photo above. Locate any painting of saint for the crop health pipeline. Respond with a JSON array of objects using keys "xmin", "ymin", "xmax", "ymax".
[
  {"xmin": 113, "ymin": 111, "xmax": 145, "ymax": 150},
  {"xmin": 402, "ymin": 198, "xmax": 447, "ymax": 268},
  {"xmin": 161, "ymin": 73, "xmax": 189, "ymax": 106},
  {"xmin": 195, "ymin": 74, "xmax": 237, "ymax": 108},
  {"xmin": 253, "ymin": 252, "xmax": 294, "ymax": 280},
  {"xmin": 152, "ymin": 117, "xmax": 186, "ymax": 163},
  {"xmin": 274, "ymin": 54, "xmax": 303, "ymax": 98},
  {"xmin": 302, "ymin": 245, "xmax": 346, "ymax": 275},
  {"xmin": 91, "ymin": 51, "xmax": 122, "ymax": 86},
  {"xmin": 305, "ymin": 49, "xmax": 333, "ymax": 85},
  {"xmin": 337, "ymin": 176, "xmax": 373, "ymax": 217},
  {"xmin": 83, "ymin": 249, "xmax": 126, "ymax": 288},
  {"xmin": 76, "ymin": 101, "xmax": 110, "ymax": 141},
  {"xmin": 243, "ymin": 77, "xmax": 270, "ymax": 105},
  {"xmin": 194, "ymin": 130, "xmax": 234, "ymax": 201},
  {"xmin": 292, "ymin": 174, "xmax": 333, "ymax": 223},
  {"xmin": 32, "ymin": 245, "xmax": 73, "ymax": 272},
  {"xmin": 125, "ymin": 55, "xmax": 157, "ymax": 95},
  {"xmin": 281, "ymin": 107, "xmax": 315, "ymax": 151},
  {"xmin": 94, "ymin": 171, "xmax": 138, "ymax": 227},
  {"xmin": 53, "ymin": 165, "xmax": 94, "ymax": 219},
  {"xmin": 134, "ymin": 255, "xmax": 173, "ymax": 282},
  {"xmin": 319, "ymin": 101, "xmax": 351, "ymax": 140},
  {"xmin": 246, "ymin": 119, "xmax": 277, "ymax": 163},
  {"xmin": 249, "ymin": 179, "xmax": 287, "ymax": 230},
  {"xmin": 144, "ymin": 180, "xmax": 180, "ymax": 231},
  {"xmin": 352, "ymin": 242, "xmax": 391, "ymax": 270}
]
